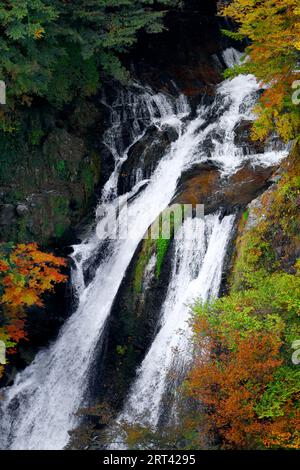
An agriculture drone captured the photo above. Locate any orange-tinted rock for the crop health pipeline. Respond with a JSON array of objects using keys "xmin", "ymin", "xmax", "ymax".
[
  {"xmin": 173, "ymin": 162, "xmax": 278, "ymax": 214},
  {"xmin": 173, "ymin": 164, "xmax": 220, "ymax": 207},
  {"xmin": 223, "ymin": 164, "xmax": 278, "ymax": 207}
]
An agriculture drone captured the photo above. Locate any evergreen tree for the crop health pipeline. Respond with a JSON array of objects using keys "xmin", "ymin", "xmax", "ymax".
[{"xmin": 0, "ymin": 0, "xmax": 179, "ymax": 118}]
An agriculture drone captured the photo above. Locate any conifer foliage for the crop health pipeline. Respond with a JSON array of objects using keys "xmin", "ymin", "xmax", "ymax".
[{"xmin": 0, "ymin": 0, "xmax": 177, "ymax": 114}]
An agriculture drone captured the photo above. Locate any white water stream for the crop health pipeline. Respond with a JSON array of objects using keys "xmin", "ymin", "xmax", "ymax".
[{"xmin": 119, "ymin": 213, "xmax": 235, "ymax": 430}]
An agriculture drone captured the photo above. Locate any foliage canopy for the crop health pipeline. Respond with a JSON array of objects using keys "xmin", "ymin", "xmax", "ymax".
[
  {"xmin": 0, "ymin": 0, "xmax": 177, "ymax": 118},
  {"xmin": 220, "ymin": 0, "xmax": 300, "ymax": 141}
]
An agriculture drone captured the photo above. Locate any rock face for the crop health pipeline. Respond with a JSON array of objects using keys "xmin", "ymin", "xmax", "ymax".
[
  {"xmin": 173, "ymin": 162, "xmax": 278, "ymax": 214},
  {"xmin": 0, "ymin": 103, "xmax": 105, "ymax": 246},
  {"xmin": 228, "ymin": 143, "xmax": 300, "ymax": 293},
  {"xmin": 128, "ymin": 0, "xmax": 235, "ymax": 102},
  {"xmin": 118, "ymin": 125, "xmax": 178, "ymax": 194}
]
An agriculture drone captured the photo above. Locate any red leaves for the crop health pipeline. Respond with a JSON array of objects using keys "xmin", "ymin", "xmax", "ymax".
[
  {"xmin": 0, "ymin": 242, "xmax": 67, "ymax": 308},
  {"xmin": 186, "ymin": 330, "xmax": 282, "ymax": 449},
  {"xmin": 0, "ymin": 243, "xmax": 68, "ymax": 375}
]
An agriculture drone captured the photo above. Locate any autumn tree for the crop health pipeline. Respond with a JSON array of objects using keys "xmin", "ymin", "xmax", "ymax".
[
  {"xmin": 0, "ymin": 242, "xmax": 67, "ymax": 378},
  {"xmin": 220, "ymin": 0, "xmax": 300, "ymax": 141},
  {"xmin": 184, "ymin": 266, "xmax": 300, "ymax": 449}
]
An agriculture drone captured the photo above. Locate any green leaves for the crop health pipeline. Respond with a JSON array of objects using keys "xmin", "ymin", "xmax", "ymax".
[
  {"xmin": 256, "ymin": 367, "xmax": 300, "ymax": 418},
  {"xmin": 0, "ymin": 0, "xmax": 179, "ymax": 116}
]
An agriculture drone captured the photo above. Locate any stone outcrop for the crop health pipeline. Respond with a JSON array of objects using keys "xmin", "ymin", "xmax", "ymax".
[
  {"xmin": 0, "ymin": 102, "xmax": 105, "ymax": 246},
  {"xmin": 118, "ymin": 125, "xmax": 178, "ymax": 194},
  {"xmin": 173, "ymin": 161, "xmax": 278, "ymax": 214}
]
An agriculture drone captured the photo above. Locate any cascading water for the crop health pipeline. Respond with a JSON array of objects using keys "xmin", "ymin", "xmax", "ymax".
[
  {"xmin": 0, "ymin": 68, "xmax": 288, "ymax": 450},
  {"xmin": 117, "ymin": 213, "xmax": 235, "ymax": 432}
]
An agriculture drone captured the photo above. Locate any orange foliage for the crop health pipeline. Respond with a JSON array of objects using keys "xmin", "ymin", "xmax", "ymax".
[
  {"xmin": 186, "ymin": 317, "xmax": 283, "ymax": 449},
  {"xmin": 220, "ymin": 0, "xmax": 300, "ymax": 141},
  {"xmin": 0, "ymin": 243, "xmax": 67, "ymax": 377},
  {"xmin": 1, "ymin": 243, "xmax": 67, "ymax": 308}
]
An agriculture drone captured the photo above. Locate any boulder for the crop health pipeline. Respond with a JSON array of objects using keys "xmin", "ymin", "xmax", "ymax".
[
  {"xmin": 173, "ymin": 161, "xmax": 278, "ymax": 214},
  {"xmin": 233, "ymin": 120, "xmax": 274, "ymax": 155}
]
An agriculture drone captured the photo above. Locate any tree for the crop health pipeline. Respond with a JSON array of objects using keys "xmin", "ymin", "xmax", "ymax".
[
  {"xmin": 0, "ymin": 0, "xmax": 179, "ymax": 122},
  {"xmin": 220, "ymin": 0, "xmax": 300, "ymax": 141},
  {"xmin": 0, "ymin": 242, "xmax": 67, "ymax": 378},
  {"xmin": 184, "ymin": 266, "xmax": 300, "ymax": 449}
]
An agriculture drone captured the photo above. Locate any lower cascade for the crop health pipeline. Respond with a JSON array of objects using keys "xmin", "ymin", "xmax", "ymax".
[
  {"xmin": 0, "ymin": 69, "xmax": 287, "ymax": 450},
  {"xmin": 114, "ymin": 213, "xmax": 235, "ymax": 446}
]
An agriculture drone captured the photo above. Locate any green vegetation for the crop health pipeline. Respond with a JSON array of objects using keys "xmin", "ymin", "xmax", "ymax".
[
  {"xmin": 133, "ymin": 237, "xmax": 153, "ymax": 294},
  {"xmin": 187, "ymin": 266, "xmax": 300, "ymax": 449},
  {"xmin": 156, "ymin": 237, "xmax": 169, "ymax": 278},
  {"xmin": 220, "ymin": 0, "xmax": 300, "ymax": 142},
  {"xmin": 184, "ymin": 144, "xmax": 300, "ymax": 450},
  {"xmin": 0, "ymin": 0, "xmax": 178, "ymax": 130}
]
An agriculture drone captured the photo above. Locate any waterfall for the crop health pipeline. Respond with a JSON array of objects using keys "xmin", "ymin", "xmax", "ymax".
[
  {"xmin": 117, "ymin": 213, "xmax": 235, "ymax": 432},
  {"xmin": 0, "ymin": 72, "xmax": 288, "ymax": 450}
]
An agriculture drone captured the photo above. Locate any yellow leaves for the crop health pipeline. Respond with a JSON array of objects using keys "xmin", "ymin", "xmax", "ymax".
[
  {"xmin": 2, "ymin": 287, "xmax": 41, "ymax": 307},
  {"xmin": 1, "ymin": 244, "xmax": 67, "ymax": 307},
  {"xmin": 0, "ymin": 243, "xmax": 68, "ymax": 370},
  {"xmin": 33, "ymin": 27, "xmax": 45, "ymax": 40},
  {"xmin": 220, "ymin": 0, "xmax": 300, "ymax": 141},
  {"xmin": 276, "ymin": 113, "xmax": 297, "ymax": 142}
]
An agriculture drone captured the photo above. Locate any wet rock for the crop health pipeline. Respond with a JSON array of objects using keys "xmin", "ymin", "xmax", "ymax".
[
  {"xmin": 0, "ymin": 126, "xmax": 102, "ymax": 246},
  {"xmin": 222, "ymin": 163, "xmax": 276, "ymax": 207},
  {"xmin": 234, "ymin": 121, "xmax": 265, "ymax": 155},
  {"xmin": 173, "ymin": 161, "xmax": 278, "ymax": 214},
  {"xmin": 173, "ymin": 163, "xmax": 221, "ymax": 208},
  {"xmin": 0, "ymin": 204, "xmax": 16, "ymax": 225},
  {"xmin": 118, "ymin": 125, "xmax": 178, "ymax": 194},
  {"xmin": 16, "ymin": 204, "xmax": 29, "ymax": 216}
]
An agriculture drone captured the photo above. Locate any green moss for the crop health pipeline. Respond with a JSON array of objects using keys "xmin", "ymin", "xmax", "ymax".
[
  {"xmin": 52, "ymin": 195, "xmax": 68, "ymax": 217},
  {"xmin": 29, "ymin": 128, "xmax": 44, "ymax": 147},
  {"xmin": 56, "ymin": 160, "xmax": 68, "ymax": 179},
  {"xmin": 82, "ymin": 167, "xmax": 94, "ymax": 194},
  {"xmin": 133, "ymin": 207, "xmax": 182, "ymax": 290},
  {"xmin": 154, "ymin": 207, "xmax": 181, "ymax": 278},
  {"xmin": 156, "ymin": 237, "xmax": 170, "ymax": 278},
  {"xmin": 54, "ymin": 222, "xmax": 66, "ymax": 238},
  {"xmin": 133, "ymin": 238, "xmax": 154, "ymax": 294},
  {"xmin": 242, "ymin": 208, "xmax": 249, "ymax": 223},
  {"xmin": 16, "ymin": 216, "xmax": 31, "ymax": 243},
  {"xmin": 116, "ymin": 345, "xmax": 127, "ymax": 356}
]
